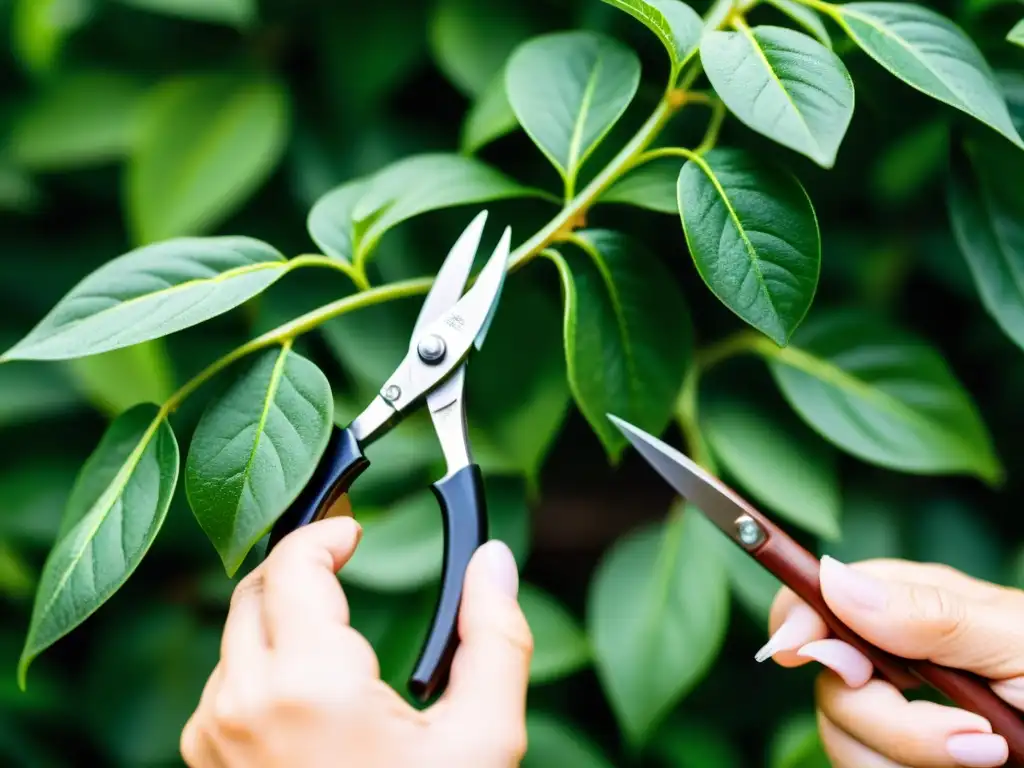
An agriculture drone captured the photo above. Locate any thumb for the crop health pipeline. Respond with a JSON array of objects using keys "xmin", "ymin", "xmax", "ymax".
[
  {"xmin": 819, "ymin": 556, "xmax": 1024, "ymax": 687},
  {"xmin": 434, "ymin": 540, "xmax": 532, "ymax": 756}
]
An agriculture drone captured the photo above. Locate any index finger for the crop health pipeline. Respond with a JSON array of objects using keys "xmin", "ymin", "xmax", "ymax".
[{"xmin": 260, "ymin": 516, "xmax": 362, "ymax": 648}]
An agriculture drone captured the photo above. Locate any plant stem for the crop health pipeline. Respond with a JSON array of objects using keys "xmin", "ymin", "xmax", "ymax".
[
  {"xmin": 292, "ymin": 253, "xmax": 371, "ymax": 291},
  {"xmin": 162, "ymin": 277, "xmax": 432, "ymax": 412}
]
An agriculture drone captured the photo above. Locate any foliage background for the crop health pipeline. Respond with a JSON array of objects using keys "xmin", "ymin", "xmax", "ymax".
[{"xmin": 1, "ymin": 0, "xmax": 1023, "ymax": 765}]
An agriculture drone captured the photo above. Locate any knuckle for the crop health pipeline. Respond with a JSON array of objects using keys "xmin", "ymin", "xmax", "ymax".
[
  {"xmin": 906, "ymin": 584, "xmax": 966, "ymax": 644},
  {"xmin": 230, "ymin": 570, "xmax": 264, "ymax": 608},
  {"xmin": 498, "ymin": 608, "xmax": 535, "ymax": 658},
  {"xmin": 210, "ymin": 691, "xmax": 257, "ymax": 736}
]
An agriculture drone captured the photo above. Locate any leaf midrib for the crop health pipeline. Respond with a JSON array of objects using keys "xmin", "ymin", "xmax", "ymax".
[
  {"xmin": 566, "ymin": 53, "xmax": 604, "ymax": 180},
  {"xmin": 772, "ymin": 342, "xmax": 952, "ymax": 439},
  {"xmin": 7, "ymin": 259, "xmax": 287, "ymax": 358},
  {"xmin": 230, "ymin": 345, "xmax": 291, "ymax": 545},
  {"xmin": 29, "ymin": 414, "xmax": 164, "ymax": 649},
  {"xmin": 736, "ymin": 24, "xmax": 821, "ymax": 158},
  {"xmin": 692, "ymin": 155, "xmax": 780, "ymax": 324}
]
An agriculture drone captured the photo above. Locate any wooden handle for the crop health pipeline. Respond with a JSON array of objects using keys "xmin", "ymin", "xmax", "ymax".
[{"xmin": 745, "ymin": 507, "xmax": 1024, "ymax": 765}]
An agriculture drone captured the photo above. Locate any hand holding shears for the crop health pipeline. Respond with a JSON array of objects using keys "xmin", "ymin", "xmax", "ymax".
[
  {"xmin": 608, "ymin": 414, "xmax": 1024, "ymax": 767},
  {"xmin": 266, "ymin": 211, "xmax": 511, "ymax": 701}
]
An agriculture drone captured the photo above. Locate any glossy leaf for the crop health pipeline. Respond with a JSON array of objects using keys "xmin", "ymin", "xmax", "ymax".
[
  {"xmin": 947, "ymin": 135, "xmax": 1024, "ymax": 354},
  {"xmin": 66, "ymin": 340, "xmax": 175, "ymax": 416},
  {"xmin": 428, "ymin": 0, "xmax": 534, "ymax": 97},
  {"xmin": 1009, "ymin": 19, "xmax": 1024, "ymax": 48},
  {"xmin": 18, "ymin": 404, "xmax": 179, "ymax": 688},
  {"xmin": 700, "ymin": 25, "xmax": 854, "ymax": 168},
  {"xmin": 113, "ymin": 0, "xmax": 255, "ymax": 27},
  {"xmin": 127, "ymin": 72, "xmax": 290, "ymax": 243},
  {"xmin": 599, "ymin": 0, "xmax": 702, "ymax": 78},
  {"xmin": 506, "ymin": 31, "xmax": 641, "ymax": 191},
  {"xmin": 766, "ymin": 0, "xmax": 832, "ymax": 48},
  {"xmin": 546, "ymin": 231, "xmax": 692, "ymax": 460},
  {"xmin": 523, "ymin": 712, "xmax": 614, "ymax": 767},
  {"xmin": 342, "ymin": 477, "xmax": 531, "ymax": 591},
  {"xmin": 766, "ymin": 309, "xmax": 1002, "ymax": 483},
  {"xmin": 833, "ymin": 2, "xmax": 1023, "ymax": 149},
  {"xmin": 185, "ymin": 346, "xmax": 334, "ymax": 575},
  {"xmin": 599, "ymin": 156, "xmax": 684, "ymax": 213},
  {"xmin": 460, "ymin": 69, "xmax": 519, "ymax": 155},
  {"xmin": 588, "ymin": 508, "xmax": 730, "ymax": 745},
  {"xmin": 10, "ymin": 71, "xmax": 145, "ymax": 169},
  {"xmin": 677, "ymin": 148, "xmax": 820, "ymax": 345},
  {"xmin": 520, "ymin": 583, "xmax": 590, "ymax": 684},
  {"xmin": 309, "ymin": 154, "xmax": 544, "ymax": 267},
  {"xmin": 1, "ymin": 237, "xmax": 288, "ymax": 362},
  {"xmin": 702, "ymin": 397, "xmax": 841, "ymax": 540}
]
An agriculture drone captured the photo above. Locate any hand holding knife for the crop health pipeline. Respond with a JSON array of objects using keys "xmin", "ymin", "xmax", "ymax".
[{"xmin": 607, "ymin": 413, "xmax": 1024, "ymax": 766}]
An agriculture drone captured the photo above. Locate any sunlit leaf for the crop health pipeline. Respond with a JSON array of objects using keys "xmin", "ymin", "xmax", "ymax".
[
  {"xmin": 765, "ymin": 0, "xmax": 832, "ymax": 47},
  {"xmin": 546, "ymin": 232, "xmax": 692, "ymax": 460},
  {"xmin": 1009, "ymin": 19, "xmax": 1024, "ymax": 48},
  {"xmin": 127, "ymin": 72, "xmax": 290, "ymax": 243},
  {"xmin": 599, "ymin": 0, "xmax": 702, "ymax": 79},
  {"xmin": 765, "ymin": 309, "xmax": 1002, "ymax": 483},
  {"xmin": 701, "ymin": 25, "xmax": 854, "ymax": 167},
  {"xmin": 506, "ymin": 31, "xmax": 641, "ymax": 193},
  {"xmin": 832, "ymin": 2, "xmax": 1023, "ymax": 148},
  {"xmin": 11, "ymin": 0, "xmax": 92, "ymax": 75},
  {"xmin": 18, "ymin": 404, "xmax": 178, "ymax": 688},
  {"xmin": 599, "ymin": 156, "xmax": 683, "ymax": 213},
  {"xmin": 588, "ymin": 508, "xmax": 729, "ymax": 745},
  {"xmin": 677, "ymin": 148, "xmax": 820, "ymax": 345},
  {"xmin": 460, "ymin": 68, "xmax": 519, "ymax": 155}
]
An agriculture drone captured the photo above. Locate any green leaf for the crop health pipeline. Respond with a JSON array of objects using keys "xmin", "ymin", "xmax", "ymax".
[
  {"xmin": 520, "ymin": 583, "xmax": 591, "ymax": 684},
  {"xmin": 309, "ymin": 154, "xmax": 544, "ymax": 267},
  {"xmin": 700, "ymin": 25, "xmax": 854, "ymax": 168},
  {"xmin": 523, "ymin": 711, "xmax": 615, "ymax": 768},
  {"xmin": 185, "ymin": 346, "xmax": 334, "ymax": 575},
  {"xmin": 599, "ymin": 156, "xmax": 684, "ymax": 213},
  {"xmin": 506, "ymin": 31, "xmax": 641, "ymax": 193},
  {"xmin": 546, "ymin": 231, "xmax": 692, "ymax": 460},
  {"xmin": 947, "ymin": 135, "xmax": 1024, "ymax": 354},
  {"xmin": 870, "ymin": 119, "xmax": 948, "ymax": 205},
  {"xmin": 677, "ymin": 148, "xmax": 820, "ymax": 346},
  {"xmin": 702, "ymin": 397, "xmax": 841, "ymax": 540},
  {"xmin": 819, "ymin": 489, "xmax": 904, "ymax": 563},
  {"xmin": 832, "ymin": 2, "xmax": 1024, "ymax": 149},
  {"xmin": 18, "ymin": 403, "xmax": 179, "ymax": 689},
  {"xmin": 342, "ymin": 476, "xmax": 531, "ymax": 591},
  {"xmin": 113, "ymin": 0, "xmax": 255, "ymax": 27},
  {"xmin": 1009, "ymin": 19, "xmax": 1024, "ymax": 49},
  {"xmin": 0, "ymin": 460, "xmax": 80, "ymax": 547},
  {"xmin": 127, "ymin": 72, "xmax": 290, "ymax": 243},
  {"xmin": 460, "ymin": 68, "xmax": 519, "ymax": 155},
  {"xmin": 765, "ymin": 0, "xmax": 832, "ymax": 48},
  {"xmin": 0, "ymin": 542, "xmax": 35, "ymax": 601},
  {"xmin": 598, "ymin": 0, "xmax": 702, "ymax": 79},
  {"xmin": 10, "ymin": 71, "xmax": 145, "ymax": 169},
  {"xmin": 11, "ymin": 0, "xmax": 91, "ymax": 75},
  {"xmin": 718, "ymin": 533, "xmax": 782, "ymax": 622},
  {"xmin": 1, "ymin": 236, "xmax": 288, "ymax": 362},
  {"xmin": 769, "ymin": 712, "xmax": 830, "ymax": 768},
  {"xmin": 66, "ymin": 340, "xmax": 175, "ymax": 416},
  {"xmin": 765, "ymin": 308, "xmax": 1002, "ymax": 483},
  {"xmin": 428, "ymin": 0, "xmax": 534, "ymax": 97},
  {"xmin": 913, "ymin": 499, "xmax": 1003, "ymax": 584},
  {"xmin": 0, "ymin": 161, "xmax": 41, "ymax": 213},
  {"xmin": 588, "ymin": 508, "xmax": 730, "ymax": 746}
]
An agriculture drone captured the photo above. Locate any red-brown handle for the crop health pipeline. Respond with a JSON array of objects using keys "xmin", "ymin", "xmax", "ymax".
[{"xmin": 744, "ymin": 507, "xmax": 1024, "ymax": 765}]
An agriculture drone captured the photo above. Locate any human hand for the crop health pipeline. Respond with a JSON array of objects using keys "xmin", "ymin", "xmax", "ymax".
[
  {"xmin": 760, "ymin": 556, "xmax": 1024, "ymax": 767},
  {"xmin": 180, "ymin": 516, "xmax": 533, "ymax": 768}
]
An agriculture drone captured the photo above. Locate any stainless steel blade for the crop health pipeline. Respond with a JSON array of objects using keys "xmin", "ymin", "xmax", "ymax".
[
  {"xmin": 606, "ymin": 413, "xmax": 757, "ymax": 540},
  {"xmin": 410, "ymin": 210, "xmax": 489, "ymax": 349}
]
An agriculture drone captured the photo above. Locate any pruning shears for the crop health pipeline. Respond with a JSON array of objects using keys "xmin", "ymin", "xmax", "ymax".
[
  {"xmin": 607, "ymin": 414, "xmax": 1024, "ymax": 766},
  {"xmin": 266, "ymin": 211, "xmax": 512, "ymax": 702}
]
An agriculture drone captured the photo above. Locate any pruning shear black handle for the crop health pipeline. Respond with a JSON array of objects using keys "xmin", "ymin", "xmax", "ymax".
[{"xmin": 266, "ymin": 426, "xmax": 488, "ymax": 702}]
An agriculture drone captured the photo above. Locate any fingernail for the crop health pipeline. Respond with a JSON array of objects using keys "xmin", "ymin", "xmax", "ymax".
[
  {"xmin": 820, "ymin": 555, "xmax": 888, "ymax": 610},
  {"xmin": 482, "ymin": 540, "xmax": 519, "ymax": 598},
  {"xmin": 991, "ymin": 676, "xmax": 1024, "ymax": 709},
  {"xmin": 946, "ymin": 733, "xmax": 1009, "ymax": 767},
  {"xmin": 796, "ymin": 639, "xmax": 874, "ymax": 687},
  {"xmin": 754, "ymin": 603, "xmax": 820, "ymax": 662}
]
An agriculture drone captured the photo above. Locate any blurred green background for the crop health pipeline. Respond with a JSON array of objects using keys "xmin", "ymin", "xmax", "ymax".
[{"xmin": 1, "ymin": 0, "xmax": 1023, "ymax": 765}]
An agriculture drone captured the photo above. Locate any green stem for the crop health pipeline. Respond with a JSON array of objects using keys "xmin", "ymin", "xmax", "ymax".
[
  {"xmin": 697, "ymin": 99, "xmax": 728, "ymax": 154},
  {"xmin": 162, "ymin": 277, "xmax": 432, "ymax": 413},
  {"xmin": 288, "ymin": 253, "xmax": 371, "ymax": 290}
]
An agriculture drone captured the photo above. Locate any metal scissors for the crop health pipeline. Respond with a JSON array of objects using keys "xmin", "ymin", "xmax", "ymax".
[
  {"xmin": 266, "ymin": 211, "xmax": 511, "ymax": 702},
  {"xmin": 607, "ymin": 414, "xmax": 1024, "ymax": 765}
]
